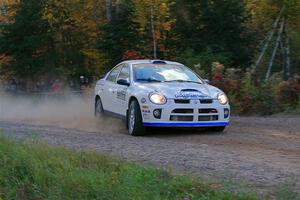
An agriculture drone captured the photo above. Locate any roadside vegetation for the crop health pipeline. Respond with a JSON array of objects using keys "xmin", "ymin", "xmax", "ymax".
[
  {"xmin": 207, "ymin": 62, "xmax": 300, "ymax": 115},
  {"xmin": 0, "ymin": 135, "xmax": 260, "ymax": 200}
]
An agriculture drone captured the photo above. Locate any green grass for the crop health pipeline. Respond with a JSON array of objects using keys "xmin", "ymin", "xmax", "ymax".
[{"xmin": 0, "ymin": 135, "xmax": 260, "ymax": 200}]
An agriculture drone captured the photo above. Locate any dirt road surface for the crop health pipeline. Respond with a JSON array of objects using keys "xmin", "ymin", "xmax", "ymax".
[{"xmin": 0, "ymin": 96, "xmax": 299, "ymax": 196}]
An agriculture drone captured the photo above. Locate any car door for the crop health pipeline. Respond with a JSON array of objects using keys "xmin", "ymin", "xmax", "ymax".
[
  {"xmin": 101, "ymin": 64, "xmax": 123, "ymax": 112},
  {"xmin": 115, "ymin": 64, "xmax": 130, "ymax": 116}
]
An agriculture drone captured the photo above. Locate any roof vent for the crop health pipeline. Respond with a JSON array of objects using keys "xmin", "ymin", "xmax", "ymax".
[
  {"xmin": 181, "ymin": 89, "xmax": 199, "ymax": 92},
  {"xmin": 152, "ymin": 60, "xmax": 166, "ymax": 65}
]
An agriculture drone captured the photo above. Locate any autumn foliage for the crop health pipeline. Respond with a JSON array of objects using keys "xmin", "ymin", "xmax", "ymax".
[
  {"xmin": 122, "ymin": 50, "xmax": 145, "ymax": 60},
  {"xmin": 207, "ymin": 63, "xmax": 300, "ymax": 115},
  {"xmin": 0, "ymin": 0, "xmax": 299, "ymax": 114}
]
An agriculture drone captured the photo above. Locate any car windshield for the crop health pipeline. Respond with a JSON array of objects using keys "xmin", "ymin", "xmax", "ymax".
[{"xmin": 133, "ymin": 64, "xmax": 203, "ymax": 83}]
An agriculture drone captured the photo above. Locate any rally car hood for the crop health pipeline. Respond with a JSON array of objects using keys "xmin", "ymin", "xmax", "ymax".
[{"xmin": 134, "ymin": 82, "xmax": 222, "ymax": 99}]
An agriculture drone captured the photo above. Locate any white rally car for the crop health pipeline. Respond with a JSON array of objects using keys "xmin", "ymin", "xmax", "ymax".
[{"xmin": 94, "ymin": 60, "xmax": 230, "ymax": 136}]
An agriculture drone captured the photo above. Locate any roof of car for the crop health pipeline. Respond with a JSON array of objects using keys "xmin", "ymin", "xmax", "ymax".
[{"xmin": 120, "ymin": 59, "xmax": 183, "ymax": 66}]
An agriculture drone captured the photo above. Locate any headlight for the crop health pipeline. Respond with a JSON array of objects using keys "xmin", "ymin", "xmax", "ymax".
[
  {"xmin": 217, "ymin": 93, "xmax": 228, "ymax": 105},
  {"xmin": 149, "ymin": 93, "xmax": 167, "ymax": 105}
]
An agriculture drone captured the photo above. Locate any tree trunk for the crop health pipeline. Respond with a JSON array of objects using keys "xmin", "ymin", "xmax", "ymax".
[
  {"xmin": 0, "ymin": 0, "xmax": 8, "ymax": 21},
  {"xmin": 105, "ymin": 0, "xmax": 111, "ymax": 22},
  {"xmin": 265, "ymin": 18, "xmax": 285, "ymax": 80}
]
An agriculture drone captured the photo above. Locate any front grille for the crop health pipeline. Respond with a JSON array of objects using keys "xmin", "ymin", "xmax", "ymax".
[
  {"xmin": 199, "ymin": 109, "xmax": 218, "ymax": 113},
  {"xmin": 198, "ymin": 115, "xmax": 218, "ymax": 121},
  {"xmin": 170, "ymin": 116, "xmax": 193, "ymax": 121},
  {"xmin": 172, "ymin": 109, "xmax": 193, "ymax": 114},
  {"xmin": 200, "ymin": 99, "xmax": 213, "ymax": 104},
  {"xmin": 174, "ymin": 99, "xmax": 190, "ymax": 104},
  {"xmin": 174, "ymin": 99, "xmax": 213, "ymax": 104}
]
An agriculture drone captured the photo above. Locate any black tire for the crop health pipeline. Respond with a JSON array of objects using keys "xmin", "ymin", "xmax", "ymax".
[
  {"xmin": 128, "ymin": 100, "xmax": 145, "ymax": 136},
  {"xmin": 207, "ymin": 126, "xmax": 226, "ymax": 132},
  {"xmin": 126, "ymin": 110, "xmax": 129, "ymax": 130},
  {"xmin": 95, "ymin": 97, "xmax": 104, "ymax": 118}
]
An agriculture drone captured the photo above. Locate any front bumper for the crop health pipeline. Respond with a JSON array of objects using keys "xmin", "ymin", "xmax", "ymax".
[
  {"xmin": 143, "ymin": 121, "xmax": 229, "ymax": 127},
  {"xmin": 141, "ymin": 98, "xmax": 230, "ymax": 127}
]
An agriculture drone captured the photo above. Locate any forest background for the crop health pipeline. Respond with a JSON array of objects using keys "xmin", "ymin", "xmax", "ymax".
[{"xmin": 0, "ymin": 0, "xmax": 299, "ymax": 114}]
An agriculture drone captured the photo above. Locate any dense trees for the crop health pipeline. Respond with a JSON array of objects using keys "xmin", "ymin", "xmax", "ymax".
[
  {"xmin": 173, "ymin": 0, "xmax": 254, "ymax": 72},
  {"xmin": 0, "ymin": 0, "xmax": 299, "ymax": 89},
  {"xmin": 133, "ymin": 0, "xmax": 175, "ymax": 59},
  {"xmin": 0, "ymin": 0, "xmax": 54, "ymax": 84},
  {"xmin": 43, "ymin": 0, "xmax": 105, "ymax": 78},
  {"xmin": 99, "ymin": 0, "xmax": 140, "ymax": 68}
]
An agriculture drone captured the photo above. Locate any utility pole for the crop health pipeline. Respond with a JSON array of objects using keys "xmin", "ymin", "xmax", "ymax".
[
  {"xmin": 265, "ymin": 18, "xmax": 285, "ymax": 80},
  {"xmin": 254, "ymin": 6, "xmax": 285, "ymax": 70},
  {"xmin": 285, "ymin": 22, "xmax": 291, "ymax": 79},
  {"xmin": 150, "ymin": 7, "xmax": 157, "ymax": 59}
]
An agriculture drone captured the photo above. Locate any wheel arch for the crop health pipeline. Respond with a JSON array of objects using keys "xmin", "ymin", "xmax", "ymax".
[
  {"xmin": 94, "ymin": 95, "xmax": 101, "ymax": 114},
  {"xmin": 128, "ymin": 96, "xmax": 139, "ymax": 108},
  {"xmin": 95, "ymin": 95, "xmax": 100, "ymax": 105},
  {"xmin": 127, "ymin": 96, "xmax": 145, "ymax": 135},
  {"xmin": 127, "ymin": 96, "xmax": 140, "ymax": 119}
]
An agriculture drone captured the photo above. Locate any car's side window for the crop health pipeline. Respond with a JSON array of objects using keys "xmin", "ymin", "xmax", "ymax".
[
  {"xmin": 107, "ymin": 65, "xmax": 123, "ymax": 82},
  {"xmin": 117, "ymin": 64, "xmax": 130, "ymax": 81}
]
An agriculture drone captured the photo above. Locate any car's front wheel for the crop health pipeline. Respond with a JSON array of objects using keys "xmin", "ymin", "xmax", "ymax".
[
  {"xmin": 128, "ymin": 100, "xmax": 145, "ymax": 136},
  {"xmin": 95, "ymin": 97, "xmax": 104, "ymax": 118}
]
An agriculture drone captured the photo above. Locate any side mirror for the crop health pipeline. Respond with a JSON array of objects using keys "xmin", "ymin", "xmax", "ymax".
[
  {"xmin": 117, "ymin": 79, "xmax": 130, "ymax": 86},
  {"xmin": 203, "ymin": 79, "xmax": 210, "ymax": 84}
]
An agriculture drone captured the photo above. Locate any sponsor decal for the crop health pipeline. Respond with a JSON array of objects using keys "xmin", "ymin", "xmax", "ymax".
[
  {"xmin": 142, "ymin": 105, "xmax": 150, "ymax": 113},
  {"xmin": 142, "ymin": 105, "xmax": 149, "ymax": 109},
  {"xmin": 175, "ymin": 91, "xmax": 210, "ymax": 99},
  {"xmin": 117, "ymin": 88, "xmax": 127, "ymax": 101},
  {"xmin": 142, "ymin": 109, "xmax": 151, "ymax": 113},
  {"xmin": 141, "ymin": 98, "xmax": 147, "ymax": 103},
  {"xmin": 143, "ymin": 113, "xmax": 150, "ymax": 119},
  {"xmin": 192, "ymin": 99, "xmax": 198, "ymax": 104}
]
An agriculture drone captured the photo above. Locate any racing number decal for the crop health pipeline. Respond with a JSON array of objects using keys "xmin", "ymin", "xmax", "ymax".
[{"xmin": 117, "ymin": 88, "xmax": 127, "ymax": 101}]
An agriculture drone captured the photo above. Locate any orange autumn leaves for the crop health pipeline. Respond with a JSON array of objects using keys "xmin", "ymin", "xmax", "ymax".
[{"xmin": 133, "ymin": 0, "xmax": 175, "ymax": 56}]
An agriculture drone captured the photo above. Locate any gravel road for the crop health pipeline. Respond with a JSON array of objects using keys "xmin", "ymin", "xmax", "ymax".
[{"xmin": 0, "ymin": 96, "xmax": 299, "ymax": 196}]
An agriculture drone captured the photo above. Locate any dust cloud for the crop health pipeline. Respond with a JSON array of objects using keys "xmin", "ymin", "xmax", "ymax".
[{"xmin": 0, "ymin": 93, "xmax": 125, "ymax": 134}]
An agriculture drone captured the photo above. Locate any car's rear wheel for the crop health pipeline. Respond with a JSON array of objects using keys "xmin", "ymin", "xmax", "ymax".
[
  {"xmin": 95, "ymin": 97, "xmax": 104, "ymax": 118},
  {"xmin": 207, "ymin": 126, "xmax": 226, "ymax": 132},
  {"xmin": 128, "ymin": 100, "xmax": 145, "ymax": 136}
]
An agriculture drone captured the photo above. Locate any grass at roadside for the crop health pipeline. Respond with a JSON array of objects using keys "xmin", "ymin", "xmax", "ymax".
[{"xmin": 0, "ymin": 135, "xmax": 259, "ymax": 200}]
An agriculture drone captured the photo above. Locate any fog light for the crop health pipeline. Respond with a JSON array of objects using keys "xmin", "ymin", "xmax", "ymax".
[
  {"xmin": 153, "ymin": 109, "xmax": 162, "ymax": 119},
  {"xmin": 224, "ymin": 108, "xmax": 230, "ymax": 118}
]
